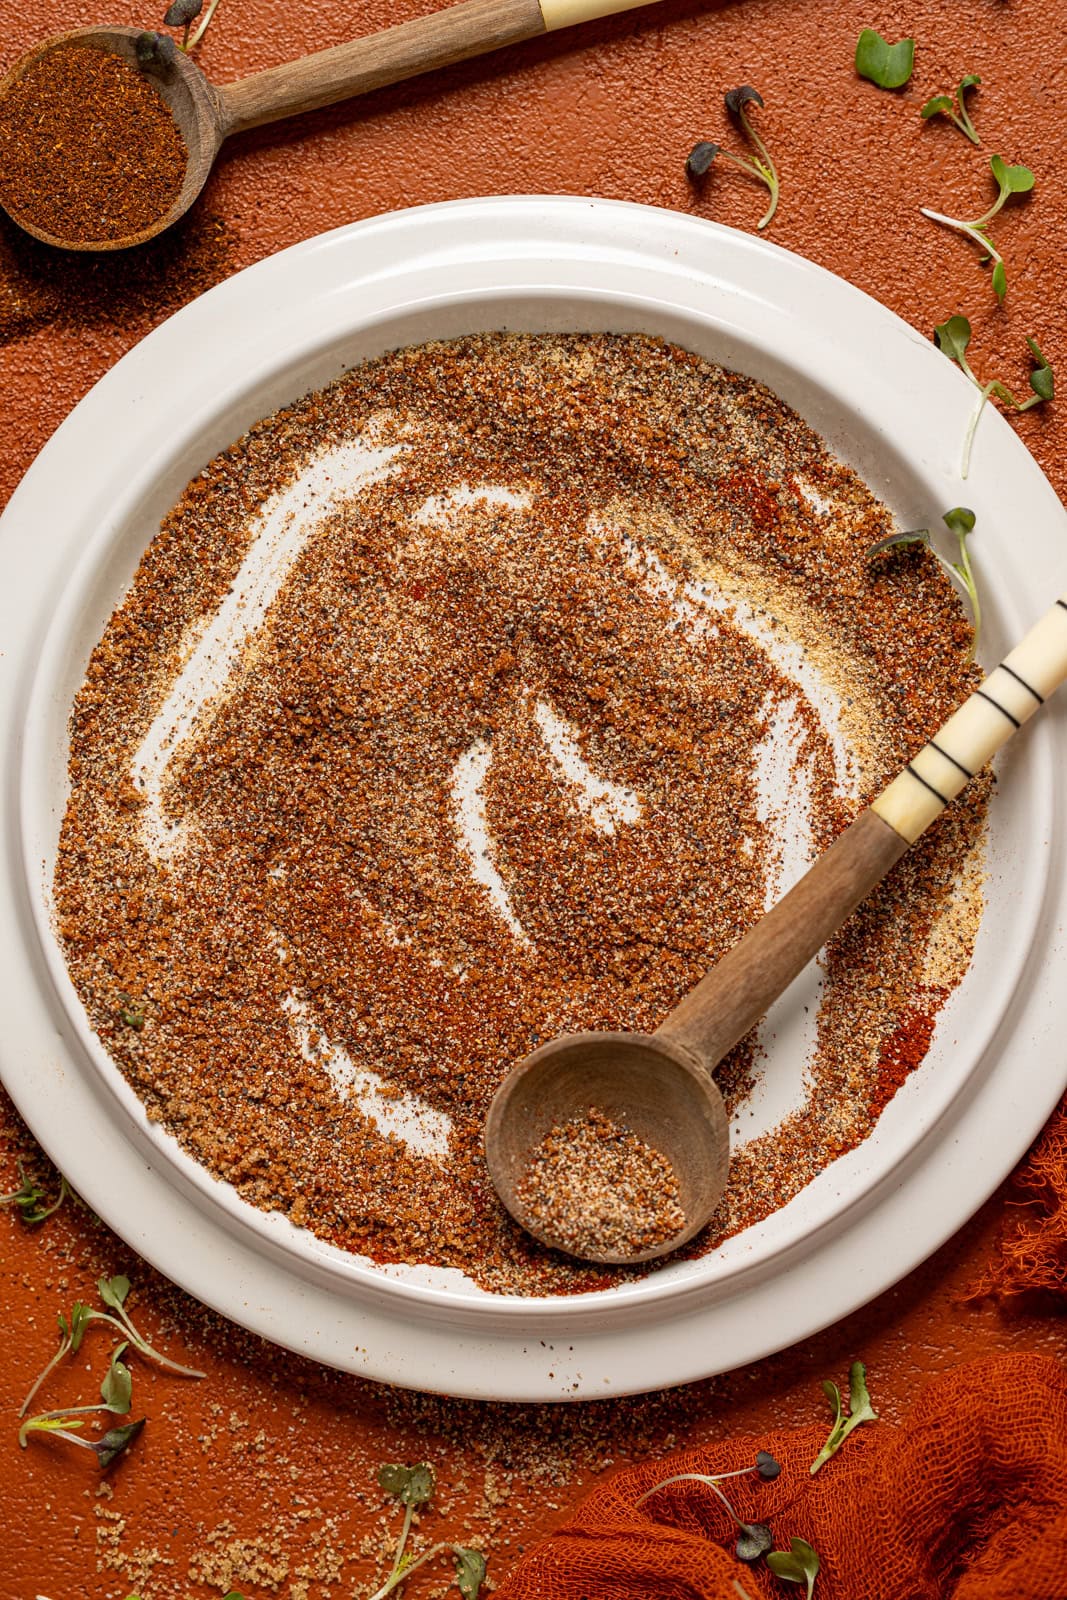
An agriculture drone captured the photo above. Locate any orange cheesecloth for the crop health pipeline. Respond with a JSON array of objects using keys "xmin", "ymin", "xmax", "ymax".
[{"xmin": 495, "ymin": 1103, "xmax": 1067, "ymax": 1600}]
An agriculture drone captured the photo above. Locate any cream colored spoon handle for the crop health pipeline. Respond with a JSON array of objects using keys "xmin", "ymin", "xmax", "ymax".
[
  {"xmin": 872, "ymin": 595, "xmax": 1067, "ymax": 840},
  {"xmin": 218, "ymin": 0, "xmax": 661, "ymax": 136},
  {"xmin": 658, "ymin": 593, "xmax": 1067, "ymax": 1070}
]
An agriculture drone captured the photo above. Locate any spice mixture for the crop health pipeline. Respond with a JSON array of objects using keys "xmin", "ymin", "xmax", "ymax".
[
  {"xmin": 515, "ymin": 1109, "xmax": 686, "ymax": 1259},
  {"xmin": 54, "ymin": 332, "xmax": 987, "ymax": 1294},
  {"xmin": 0, "ymin": 44, "xmax": 185, "ymax": 244}
]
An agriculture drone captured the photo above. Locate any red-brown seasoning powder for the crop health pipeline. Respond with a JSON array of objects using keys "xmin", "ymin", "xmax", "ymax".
[
  {"xmin": 53, "ymin": 333, "xmax": 988, "ymax": 1295},
  {"xmin": 515, "ymin": 1109, "xmax": 686, "ymax": 1259},
  {"xmin": 0, "ymin": 45, "xmax": 185, "ymax": 243}
]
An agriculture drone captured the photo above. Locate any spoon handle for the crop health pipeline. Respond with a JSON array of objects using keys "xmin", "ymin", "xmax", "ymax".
[
  {"xmin": 658, "ymin": 592, "xmax": 1067, "ymax": 1073},
  {"xmin": 217, "ymin": 0, "xmax": 660, "ymax": 137}
]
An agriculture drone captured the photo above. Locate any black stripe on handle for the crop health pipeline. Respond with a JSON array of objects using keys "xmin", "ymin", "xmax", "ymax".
[
  {"xmin": 974, "ymin": 689, "xmax": 1021, "ymax": 730},
  {"xmin": 929, "ymin": 740, "xmax": 973, "ymax": 779},
  {"xmin": 906, "ymin": 763, "xmax": 950, "ymax": 806},
  {"xmin": 998, "ymin": 662, "xmax": 1044, "ymax": 705}
]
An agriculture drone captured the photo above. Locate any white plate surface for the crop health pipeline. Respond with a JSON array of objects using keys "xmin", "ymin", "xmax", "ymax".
[{"xmin": 3, "ymin": 197, "xmax": 1067, "ymax": 1400}]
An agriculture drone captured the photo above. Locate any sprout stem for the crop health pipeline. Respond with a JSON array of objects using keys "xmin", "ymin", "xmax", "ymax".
[
  {"xmin": 738, "ymin": 110, "xmax": 779, "ymax": 228},
  {"xmin": 187, "ymin": 0, "xmax": 225, "ymax": 50},
  {"xmin": 90, "ymin": 1309, "xmax": 206, "ymax": 1379},
  {"xmin": 919, "ymin": 207, "xmax": 1002, "ymax": 267},
  {"xmin": 19, "ymin": 1338, "xmax": 70, "ymax": 1418},
  {"xmin": 367, "ymin": 1542, "xmax": 461, "ymax": 1600},
  {"xmin": 961, "ymin": 382, "xmax": 995, "ymax": 480}
]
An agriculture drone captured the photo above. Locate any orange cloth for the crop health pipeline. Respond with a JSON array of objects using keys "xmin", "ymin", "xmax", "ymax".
[
  {"xmin": 497, "ymin": 1085, "xmax": 1067, "ymax": 1599},
  {"xmin": 494, "ymin": 1355, "xmax": 1067, "ymax": 1599},
  {"xmin": 986, "ymin": 1094, "xmax": 1067, "ymax": 1299}
]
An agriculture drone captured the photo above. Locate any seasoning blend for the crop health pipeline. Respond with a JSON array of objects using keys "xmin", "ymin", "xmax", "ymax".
[
  {"xmin": 515, "ymin": 1108, "xmax": 687, "ymax": 1260},
  {"xmin": 0, "ymin": 45, "xmax": 186, "ymax": 243},
  {"xmin": 54, "ymin": 332, "xmax": 987, "ymax": 1295}
]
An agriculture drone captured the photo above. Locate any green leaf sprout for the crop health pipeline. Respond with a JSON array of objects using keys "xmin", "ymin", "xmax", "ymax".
[
  {"xmin": 0, "ymin": 1161, "xmax": 69, "ymax": 1226},
  {"xmin": 686, "ymin": 86, "xmax": 780, "ymax": 230},
  {"xmin": 921, "ymin": 154, "xmax": 1036, "ymax": 301},
  {"xmin": 855, "ymin": 29, "xmax": 915, "ymax": 89},
  {"xmin": 370, "ymin": 1462, "xmax": 486, "ymax": 1599},
  {"xmin": 118, "ymin": 995, "xmax": 146, "ymax": 1031},
  {"xmin": 1026, "ymin": 335, "xmax": 1055, "ymax": 400},
  {"xmin": 19, "ymin": 1343, "xmax": 133, "ymax": 1447},
  {"xmin": 934, "ymin": 314, "xmax": 1053, "ymax": 476},
  {"xmin": 767, "ymin": 1537, "xmax": 821, "ymax": 1598},
  {"xmin": 638, "ymin": 1460, "xmax": 777, "ymax": 1563},
  {"xmin": 378, "ymin": 1461, "xmax": 436, "ymax": 1506},
  {"xmin": 19, "ymin": 1412, "xmax": 145, "ymax": 1469},
  {"xmin": 19, "ymin": 1275, "xmax": 204, "ymax": 1417},
  {"xmin": 809, "ymin": 1361, "xmax": 879, "ymax": 1474},
  {"xmin": 867, "ymin": 508, "xmax": 981, "ymax": 656},
  {"xmin": 921, "ymin": 74, "xmax": 981, "ymax": 144}
]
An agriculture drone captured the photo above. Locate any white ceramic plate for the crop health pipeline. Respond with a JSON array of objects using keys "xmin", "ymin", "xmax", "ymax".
[{"xmin": 3, "ymin": 198, "xmax": 1067, "ymax": 1400}]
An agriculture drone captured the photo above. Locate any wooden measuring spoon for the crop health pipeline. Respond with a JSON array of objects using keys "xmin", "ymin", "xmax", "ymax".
[
  {"xmin": 0, "ymin": 0, "xmax": 659, "ymax": 252},
  {"xmin": 485, "ymin": 591, "xmax": 1067, "ymax": 1264}
]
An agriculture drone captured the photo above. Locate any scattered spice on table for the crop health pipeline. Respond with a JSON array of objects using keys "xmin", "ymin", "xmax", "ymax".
[
  {"xmin": 515, "ymin": 1108, "xmax": 686, "ymax": 1259},
  {"xmin": 53, "ymin": 331, "xmax": 988, "ymax": 1295},
  {"xmin": 0, "ymin": 44, "xmax": 185, "ymax": 244}
]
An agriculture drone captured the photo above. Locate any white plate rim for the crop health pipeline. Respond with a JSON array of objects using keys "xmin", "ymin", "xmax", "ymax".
[{"xmin": 2, "ymin": 195, "xmax": 1066, "ymax": 1398}]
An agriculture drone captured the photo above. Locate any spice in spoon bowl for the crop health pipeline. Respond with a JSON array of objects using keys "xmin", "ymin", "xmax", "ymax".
[
  {"xmin": 514, "ymin": 1108, "xmax": 688, "ymax": 1262},
  {"xmin": 0, "ymin": 28, "xmax": 216, "ymax": 251}
]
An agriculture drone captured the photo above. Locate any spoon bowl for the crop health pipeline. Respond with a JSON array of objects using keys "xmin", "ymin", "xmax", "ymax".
[
  {"xmin": 0, "ymin": 27, "xmax": 222, "ymax": 251},
  {"xmin": 484, "ymin": 1030, "xmax": 730, "ymax": 1264}
]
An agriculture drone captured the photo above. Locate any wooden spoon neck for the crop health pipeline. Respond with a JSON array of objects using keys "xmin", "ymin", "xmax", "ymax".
[
  {"xmin": 658, "ymin": 807, "xmax": 911, "ymax": 1076},
  {"xmin": 214, "ymin": 0, "xmax": 546, "ymax": 136}
]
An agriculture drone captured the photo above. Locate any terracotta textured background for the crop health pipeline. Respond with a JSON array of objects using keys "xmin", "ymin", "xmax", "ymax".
[{"xmin": 2, "ymin": 0, "xmax": 1066, "ymax": 1595}]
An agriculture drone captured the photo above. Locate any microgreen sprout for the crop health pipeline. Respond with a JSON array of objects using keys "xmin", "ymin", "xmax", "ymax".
[
  {"xmin": 369, "ymin": 1463, "xmax": 487, "ymax": 1599},
  {"xmin": 767, "ymin": 1537, "xmax": 821, "ymax": 1598},
  {"xmin": 934, "ymin": 314, "xmax": 1053, "ymax": 476},
  {"xmin": 686, "ymin": 87, "xmax": 779, "ymax": 230},
  {"xmin": 18, "ymin": 1413, "xmax": 145, "ymax": 1469},
  {"xmin": 118, "ymin": 993, "xmax": 145, "ymax": 1031},
  {"xmin": 921, "ymin": 155, "xmax": 1035, "ymax": 301},
  {"xmin": 809, "ymin": 1361, "xmax": 878, "ymax": 1474},
  {"xmin": 0, "ymin": 1160, "xmax": 69, "ymax": 1226},
  {"xmin": 20, "ymin": 1343, "xmax": 132, "ymax": 1448},
  {"xmin": 162, "ymin": 0, "xmax": 227, "ymax": 52},
  {"xmin": 19, "ymin": 1275, "xmax": 204, "ymax": 1416},
  {"xmin": 18, "ymin": 1300, "xmax": 92, "ymax": 1417},
  {"xmin": 868, "ymin": 508, "xmax": 980, "ymax": 655},
  {"xmin": 855, "ymin": 29, "xmax": 915, "ymax": 89},
  {"xmin": 921, "ymin": 74, "xmax": 981, "ymax": 144},
  {"xmin": 638, "ymin": 1456, "xmax": 780, "ymax": 1563}
]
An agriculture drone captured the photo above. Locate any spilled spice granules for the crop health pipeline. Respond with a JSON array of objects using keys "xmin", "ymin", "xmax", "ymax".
[
  {"xmin": 0, "ymin": 44, "xmax": 186, "ymax": 244},
  {"xmin": 54, "ymin": 332, "xmax": 989, "ymax": 1294},
  {"xmin": 515, "ymin": 1108, "xmax": 686, "ymax": 1259}
]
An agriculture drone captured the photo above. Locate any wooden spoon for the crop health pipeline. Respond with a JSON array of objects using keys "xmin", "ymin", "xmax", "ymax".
[
  {"xmin": 485, "ymin": 592, "xmax": 1067, "ymax": 1264},
  {"xmin": 0, "ymin": 0, "xmax": 659, "ymax": 252}
]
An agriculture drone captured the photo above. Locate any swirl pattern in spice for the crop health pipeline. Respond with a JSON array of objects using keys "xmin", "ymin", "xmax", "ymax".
[{"xmin": 54, "ymin": 333, "xmax": 988, "ymax": 1294}]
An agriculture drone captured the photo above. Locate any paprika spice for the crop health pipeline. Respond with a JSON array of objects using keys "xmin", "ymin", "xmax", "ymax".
[{"xmin": 0, "ymin": 43, "xmax": 185, "ymax": 244}]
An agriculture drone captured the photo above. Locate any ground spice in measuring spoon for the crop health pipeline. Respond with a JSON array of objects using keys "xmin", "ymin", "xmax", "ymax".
[
  {"xmin": 0, "ymin": 45, "xmax": 186, "ymax": 244},
  {"xmin": 515, "ymin": 1109, "xmax": 687, "ymax": 1259}
]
